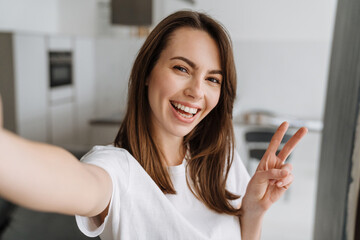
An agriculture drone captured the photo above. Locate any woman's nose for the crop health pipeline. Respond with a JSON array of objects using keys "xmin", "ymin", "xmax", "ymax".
[{"xmin": 184, "ymin": 76, "xmax": 204, "ymax": 100}]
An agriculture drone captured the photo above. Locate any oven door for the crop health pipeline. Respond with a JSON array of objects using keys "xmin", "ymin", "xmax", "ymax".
[{"xmin": 49, "ymin": 52, "xmax": 72, "ymax": 88}]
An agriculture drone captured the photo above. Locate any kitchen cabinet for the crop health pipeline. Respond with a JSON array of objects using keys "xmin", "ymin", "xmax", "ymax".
[
  {"xmin": 0, "ymin": 33, "xmax": 48, "ymax": 142},
  {"xmin": 49, "ymin": 101, "xmax": 75, "ymax": 144},
  {"xmin": 47, "ymin": 36, "xmax": 95, "ymax": 148},
  {"xmin": 0, "ymin": 33, "xmax": 95, "ymax": 148},
  {"xmin": 73, "ymin": 38, "xmax": 96, "ymax": 147},
  {"xmin": 47, "ymin": 36, "xmax": 75, "ymax": 146}
]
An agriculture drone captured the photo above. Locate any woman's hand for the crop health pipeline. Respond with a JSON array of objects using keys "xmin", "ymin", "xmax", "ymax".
[
  {"xmin": 240, "ymin": 122, "xmax": 307, "ymax": 239},
  {"xmin": 242, "ymin": 122, "xmax": 308, "ymax": 215}
]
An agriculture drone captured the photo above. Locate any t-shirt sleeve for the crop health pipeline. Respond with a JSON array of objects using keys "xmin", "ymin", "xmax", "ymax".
[
  {"xmin": 228, "ymin": 149, "xmax": 251, "ymax": 208},
  {"xmin": 75, "ymin": 146, "xmax": 130, "ymax": 238}
]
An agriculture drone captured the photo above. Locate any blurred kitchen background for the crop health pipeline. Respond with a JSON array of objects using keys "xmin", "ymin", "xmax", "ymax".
[{"xmin": 0, "ymin": 0, "xmax": 338, "ymax": 239}]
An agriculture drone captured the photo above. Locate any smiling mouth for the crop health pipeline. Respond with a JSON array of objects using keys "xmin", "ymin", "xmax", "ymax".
[{"xmin": 170, "ymin": 101, "xmax": 201, "ymax": 119}]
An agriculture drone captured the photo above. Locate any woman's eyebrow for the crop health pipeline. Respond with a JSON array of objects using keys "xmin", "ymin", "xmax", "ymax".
[
  {"xmin": 209, "ymin": 70, "xmax": 223, "ymax": 76},
  {"xmin": 170, "ymin": 56, "xmax": 196, "ymax": 68},
  {"xmin": 170, "ymin": 56, "xmax": 223, "ymax": 76}
]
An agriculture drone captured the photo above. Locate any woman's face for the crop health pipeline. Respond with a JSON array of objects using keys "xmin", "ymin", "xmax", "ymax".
[{"xmin": 147, "ymin": 27, "xmax": 222, "ymax": 140}]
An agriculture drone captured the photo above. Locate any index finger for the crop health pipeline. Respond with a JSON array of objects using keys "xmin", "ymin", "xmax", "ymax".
[
  {"xmin": 264, "ymin": 121, "xmax": 289, "ymax": 155},
  {"xmin": 277, "ymin": 127, "xmax": 308, "ymax": 162}
]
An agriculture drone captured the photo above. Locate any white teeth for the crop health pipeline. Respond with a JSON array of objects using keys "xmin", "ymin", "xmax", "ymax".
[
  {"xmin": 172, "ymin": 102, "xmax": 199, "ymax": 115},
  {"xmin": 179, "ymin": 112, "xmax": 192, "ymax": 118}
]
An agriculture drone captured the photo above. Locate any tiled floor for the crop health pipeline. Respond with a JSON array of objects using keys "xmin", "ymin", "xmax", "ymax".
[{"xmin": 240, "ymin": 130, "xmax": 322, "ymax": 240}]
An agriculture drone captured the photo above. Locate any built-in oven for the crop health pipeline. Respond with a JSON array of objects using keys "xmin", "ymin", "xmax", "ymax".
[{"xmin": 49, "ymin": 51, "xmax": 72, "ymax": 88}]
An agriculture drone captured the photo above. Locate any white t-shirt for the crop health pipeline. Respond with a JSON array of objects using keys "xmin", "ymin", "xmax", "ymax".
[{"xmin": 76, "ymin": 146, "xmax": 250, "ymax": 240}]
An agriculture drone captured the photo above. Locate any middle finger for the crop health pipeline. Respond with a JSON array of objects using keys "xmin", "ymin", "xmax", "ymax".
[
  {"xmin": 277, "ymin": 127, "xmax": 308, "ymax": 162},
  {"xmin": 264, "ymin": 122, "xmax": 289, "ymax": 156}
]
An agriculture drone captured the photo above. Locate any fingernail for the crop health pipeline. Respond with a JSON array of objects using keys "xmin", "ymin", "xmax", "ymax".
[
  {"xmin": 277, "ymin": 182, "xmax": 283, "ymax": 187},
  {"xmin": 281, "ymin": 170, "xmax": 288, "ymax": 176}
]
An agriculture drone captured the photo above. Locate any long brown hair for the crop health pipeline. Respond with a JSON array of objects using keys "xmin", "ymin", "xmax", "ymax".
[{"xmin": 114, "ymin": 10, "xmax": 240, "ymax": 216}]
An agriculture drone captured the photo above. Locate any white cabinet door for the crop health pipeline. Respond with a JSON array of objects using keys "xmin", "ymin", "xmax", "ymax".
[
  {"xmin": 47, "ymin": 36, "xmax": 76, "ymax": 146},
  {"xmin": 74, "ymin": 38, "xmax": 95, "ymax": 146},
  {"xmin": 13, "ymin": 33, "xmax": 47, "ymax": 142},
  {"xmin": 49, "ymin": 101, "xmax": 75, "ymax": 146}
]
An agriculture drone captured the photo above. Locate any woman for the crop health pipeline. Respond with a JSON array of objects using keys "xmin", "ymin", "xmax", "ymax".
[{"xmin": 0, "ymin": 11, "xmax": 307, "ymax": 239}]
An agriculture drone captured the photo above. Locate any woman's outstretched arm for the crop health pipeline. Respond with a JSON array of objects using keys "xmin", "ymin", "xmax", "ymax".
[
  {"xmin": 0, "ymin": 96, "xmax": 112, "ymax": 218},
  {"xmin": 239, "ymin": 122, "xmax": 308, "ymax": 239}
]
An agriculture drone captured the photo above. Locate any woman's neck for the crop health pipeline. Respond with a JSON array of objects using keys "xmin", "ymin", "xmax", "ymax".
[{"xmin": 155, "ymin": 134, "xmax": 185, "ymax": 166}]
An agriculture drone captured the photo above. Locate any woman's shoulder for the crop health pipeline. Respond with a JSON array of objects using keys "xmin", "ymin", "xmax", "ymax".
[
  {"xmin": 82, "ymin": 145, "xmax": 131, "ymax": 158},
  {"xmin": 80, "ymin": 145, "xmax": 134, "ymax": 170}
]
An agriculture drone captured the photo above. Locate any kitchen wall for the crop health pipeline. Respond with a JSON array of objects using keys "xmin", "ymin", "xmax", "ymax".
[
  {"xmin": 0, "ymin": 0, "xmax": 58, "ymax": 34},
  {"xmin": 233, "ymin": 40, "xmax": 330, "ymax": 119},
  {"xmin": 195, "ymin": 0, "xmax": 336, "ymax": 41},
  {"xmin": 93, "ymin": 37, "xmax": 144, "ymax": 118}
]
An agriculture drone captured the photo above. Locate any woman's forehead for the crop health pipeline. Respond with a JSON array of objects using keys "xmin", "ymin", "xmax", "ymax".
[{"xmin": 160, "ymin": 27, "xmax": 222, "ymax": 70}]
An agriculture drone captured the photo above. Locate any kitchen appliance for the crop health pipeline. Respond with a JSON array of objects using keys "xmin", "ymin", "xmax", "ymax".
[{"xmin": 49, "ymin": 51, "xmax": 72, "ymax": 88}]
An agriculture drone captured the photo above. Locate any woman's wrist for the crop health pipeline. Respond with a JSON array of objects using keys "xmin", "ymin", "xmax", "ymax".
[
  {"xmin": 241, "ymin": 194, "xmax": 268, "ymax": 218},
  {"xmin": 239, "ymin": 205, "xmax": 265, "ymax": 240},
  {"xmin": 240, "ymin": 204, "xmax": 266, "ymax": 220}
]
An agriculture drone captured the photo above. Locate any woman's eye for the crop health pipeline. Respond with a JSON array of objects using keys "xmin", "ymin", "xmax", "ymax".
[
  {"xmin": 174, "ymin": 65, "xmax": 188, "ymax": 73},
  {"xmin": 207, "ymin": 77, "xmax": 221, "ymax": 84}
]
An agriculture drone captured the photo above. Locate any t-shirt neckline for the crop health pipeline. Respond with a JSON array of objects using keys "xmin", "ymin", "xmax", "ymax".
[{"xmin": 167, "ymin": 159, "xmax": 187, "ymax": 176}]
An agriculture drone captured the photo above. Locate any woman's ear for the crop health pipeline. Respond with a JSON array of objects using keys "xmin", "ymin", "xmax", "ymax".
[{"xmin": 145, "ymin": 78, "xmax": 149, "ymax": 86}]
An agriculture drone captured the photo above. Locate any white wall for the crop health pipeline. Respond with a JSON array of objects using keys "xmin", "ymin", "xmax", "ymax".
[
  {"xmin": 196, "ymin": 0, "xmax": 337, "ymax": 42},
  {"xmin": 0, "ymin": 0, "xmax": 338, "ymax": 41},
  {"xmin": 153, "ymin": 0, "xmax": 194, "ymax": 24},
  {"xmin": 94, "ymin": 37, "xmax": 145, "ymax": 117},
  {"xmin": 154, "ymin": 0, "xmax": 337, "ymax": 41},
  {"xmin": 0, "ymin": 0, "xmax": 128, "ymax": 37},
  {"xmin": 56, "ymin": 0, "xmax": 136, "ymax": 38},
  {"xmin": 57, "ymin": 0, "xmax": 97, "ymax": 36},
  {"xmin": 233, "ymin": 40, "xmax": 330, "ymax": 119},
  {"xmin": 0, "ymin": 0, "xmax": 58, "ymax": 34}
]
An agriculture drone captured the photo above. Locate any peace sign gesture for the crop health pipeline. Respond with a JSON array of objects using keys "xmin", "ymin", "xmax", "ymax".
[{"xmin": 241, "ymin": 122, "xmax": 308, "ymax": 215}]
